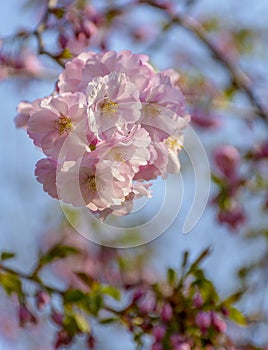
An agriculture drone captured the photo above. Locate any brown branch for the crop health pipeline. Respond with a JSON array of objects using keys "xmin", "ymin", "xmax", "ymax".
[{"xmin": 171, "ymin": 14, "xmax": 268, "ymax": 125}]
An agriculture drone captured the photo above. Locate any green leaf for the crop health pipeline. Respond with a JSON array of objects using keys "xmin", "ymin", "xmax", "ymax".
[
  {"xmin": 86, "ymin": 294, "xmax": 103, "ymax": 316},
  {"xmin": 229, "ymin": 307, "xmax": 247, "ymax": 326},
  {"xmin": 222, "ymin": 290, "xmax": 244, "ymax": 307},
  {"xmin": 73, "ymin": 312, "xmax": 90, "ymax": 333},
  {"xmin": 100, "ymin": 285, "xmax": 121, "ymax": 301},
  {"xmin": 39, "ymin": 244, "xmax": 80, "ymax": 266},
  {"xmin": 0, "ymin": 252, "xmax": 15, "ymax": 261},
  {"xmin": 167, "ymin": 268, "xmax": 177, "ymax": 286},
  {"xmin": 75, "ymin": 272, "xmax": 95, "ymax": 287},
  {"xmin": 0, "ymin": 272, "xmax": 22, "ymax": 296},
  {"xmin": 99, "ymin": 317, "xmax": 118, "ymax": 324},
  {"xmin": 188, "ymin": 247, "xmax": 211, "ymax": 273},
  {"xmin": 64, "ymin": 289, "xmax": 85, "ymax": 304}
]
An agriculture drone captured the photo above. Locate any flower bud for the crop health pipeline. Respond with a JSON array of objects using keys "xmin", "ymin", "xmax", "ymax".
[
  {"xmin": 51, "ymin": 309, "xmax": 64, "ymax": 327},
  {"xmin": 36, "ymin": 290, "xmax": 50, "ymax": 310},
  {"xmin": 211, "ymin": 312, "xmax": 227, "ymax": 333},
  {"xmin": 195, "ymin": 311, "xmax": 211, "ymax": 333},
  {"xmin": 214, "ymin": 145, "xmax": 240, "ymax": 179},
  {"xmin": 18, "ymin": 304, "xmax": 37, "ymax": 327},
  {"xmin": 87, "ymin": 334, "xmax": 96, "ymax": 349},
  {"xmin": 54, "ymin": 329, "xmax": 72, "ymax": 349},
  {"xmin": 152, "ymin": 325, "xmax": 166, "ymax": 341},
  {"xmin": 161, "ymin": 303, "xmax": 173, "ymax": 322},
  {"xmin": 152, "ymin": 342, "xmax": 163, "ymax": 350},
  {"xmin": 193, "ymin": 293, "xmax": 203, "ymax": 308}
]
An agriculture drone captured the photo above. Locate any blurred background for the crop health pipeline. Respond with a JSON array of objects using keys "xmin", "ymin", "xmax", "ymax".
[{"xmin": 1, "ymin": 0, "xmax": 268, "ymax": 349}]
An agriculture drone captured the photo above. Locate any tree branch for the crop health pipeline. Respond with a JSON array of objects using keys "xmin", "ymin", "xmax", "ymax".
[{"xmin": 171, "ymin": 14, "xmax": 268, "ymax": 125}]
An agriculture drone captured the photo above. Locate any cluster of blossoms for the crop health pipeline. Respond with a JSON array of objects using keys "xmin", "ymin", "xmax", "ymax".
[
  {"xmin": 15, "ymin": 50, "xmax": 189, "ymax": 218},
  {"xmin": 213, "ymin": 145, "xmax": 246, "ymax": 230}
]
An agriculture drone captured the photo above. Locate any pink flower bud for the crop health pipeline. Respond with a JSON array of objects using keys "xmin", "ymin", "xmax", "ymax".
[
  {"xmin": 195, "ymin": 311, "xmax": 211, "ymax": 333},
  {"xmin": 175, "ymin": 343, "xmax": 191, "ymax": 350},
  {"xmin": 51, "ymin": 310, "xmax": 64, "ymax": 327},
  {"xmin": 214, "ymin": 145, "xmax": 240, "ymax": 179},
  {"xmin": 161, "ymin": 303, "xmax": 173, "ymax": 322},
  {"xmin": 170, "ymin": 334, "xmax": 184, "ymax": 347},
  {"xmin": 87, "ymin": 334, "xmax": 96, "ymax": 349},
  {"xmin": 211, "ymin": 312, "xmax": 227, "ymax": 333},
  {"xmin": 218, "ymin": 206, "xmax": 246, "ymax": 230},
  {"xmin": 36, "ymin": 290, "xmax": 50, "ymax": 310},
  {"xmin": 138, "ymin": 292, "xmax": 156, "ymax": 314},
  {"xmin": 54, "ymin": 329, "xmax": 72, "ymax": 349},
  {"xmin": 193, "ymin": 293, "xmax": 203, "ymax": 308},
  {"xmin": 152, "ymin": 325, "xmax": 166, "ymax": 341},
  {"xmin": 152, "ymin": 342, "xmax": 163, "ymax": 350},
  {"xmin": 18, "ymin": 304, "xmax": 37, "ymax": 326}
]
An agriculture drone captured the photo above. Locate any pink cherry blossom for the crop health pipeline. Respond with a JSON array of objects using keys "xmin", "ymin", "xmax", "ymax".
[
  {"xmin": 16, "ymin": 50, "xmax": 189, "ymax": 218},
  {"xmin": 27, "ymin": 92, "xmax": 89, "ymax": 159},
  {"xmin": 87, "ymin": 72, "xmax": 142, "ymax": 138},
  {"xmin": 57, "ymin": 50, "xmax": 154, "ymax": 94},
  {"xmin": 35, "ymin": 158, "xmax": 58, "ymax": 199},
  {"xmin": 140, "ymin": 72, "xmax": 187, "ymax": 141}
]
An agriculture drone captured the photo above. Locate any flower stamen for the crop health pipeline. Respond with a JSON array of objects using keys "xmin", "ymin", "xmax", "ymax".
[{"xmin": 55, "ymin": 115, "xmax": 72, "ymax": 135}]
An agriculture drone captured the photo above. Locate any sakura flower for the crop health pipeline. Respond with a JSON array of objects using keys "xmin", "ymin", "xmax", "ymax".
[
  {"xmin": 87, "ymin": 72, "xmax": 141, "ymax": 137},
  {"xmin": 16, "ymin": 50, "xmax": 189, "ymax": 219},
  {"xmin": 99, "ymin": 124, "xmax": 151, "ymax": 172},
  {"xmin": 98, "ymin": 181, "xmax": 152, "ymax": 219},
  {"xmin": 14, "ymin": 99, "xmax": 42, "ymax": 129},
  {"xmin": 35, "ymin": 158, "xmax": 58, "ymax": 199},
  {"xmin": 135, "ymin": 142, "xmax": 169, "ymax": 180},
  {"xmin": 57, "ymin": 156, "xmax": 133, "ymax": 212},
  {"xmin": 140, "ymin": 72, "xmax": 187, "ymax": 141},
  {"xmin": 27, "ymin": 92, "xmax": 89, "ymax": 159},
  {"xmin": 58, "ymin": 50, "xmax": 154, "ymax": 94}
]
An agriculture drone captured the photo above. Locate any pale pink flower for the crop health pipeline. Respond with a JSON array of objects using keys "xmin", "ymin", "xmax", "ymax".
[
  {"xmin": 98, "ymin": 181, "xmax": 152, "ymax": 219},
  {"xmin": 57, "ymin": 156, "xmax": 133, "ymax": 212},
  {"xmin": 135, "ymin": 142, "xmax": 169, "ymax": 180},
  {"xmin": 87, "ymin": 72, "xmax": 142, "ymax": 137},
  {"xmin": 27, "ymin": 92, "xmax": 89, "ymax": 159},
  {"xmin": 57, "ymin": 50, "xmax": 154, "ymax": 94},
  {"xmin": 14, "ymin": 99, "xmax": 42, "ymax": 129},
  {"xmin": 99, "ymin": 124, "xmax": 151, "ymax": 172},
  {"xmin": 35, "ymin": 158, "xmax": 58, "ymax": 199},
  {"xmin": 140, "ymin": 72, "xmax": 187, "ymax": 141}
]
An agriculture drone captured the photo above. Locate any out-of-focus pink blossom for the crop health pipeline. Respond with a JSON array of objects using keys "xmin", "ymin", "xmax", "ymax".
[
  {"xmin": 195, "ymin": 311, "xmax": 211, "ymax": 333},
  {"xmin": 218, "ymin": 205, "xmax": 246, "ymax": 230},
  {"xmin": 152, "ymin": 325, "xmax": 166, "ymax": 341},
  {"xmin": 18, "ymin": 304, "xmax": 37, "ymax": 327},
  {"xmin": 152, "ymin": 342, "xmax": 163, "ymax": 350},
  {"xmin": 193, "ymin": 293, "xmax": 203, "ymax": 308},
  {"xmin": 214, "ymin": 145, "xmax": 240, "ymax": 180},
  {"xmin": 54, "ymin": 329, "xmax": 72, "ymax": 349},
  {"xmin": 35, "ymin": 290, "xmax": 50, "ymax": 310},
  {"xmin": 161, "ymin": 303, "xmax": 173, "ymax": 322},
  {"xmin": 211, "ymin": 311, "xmax": 227, "ymax": 333},
  {"xmin": 191, "ymin": 110, "xmax": 221, "ymax": 129}
]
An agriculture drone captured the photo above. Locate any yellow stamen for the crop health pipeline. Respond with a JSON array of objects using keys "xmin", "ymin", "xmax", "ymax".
[
  {"xmin": 86, "ymin": 176, "xmax": 97, "ymax": 193},
  {"xmin": 100, "ymin": 98, "xmax": 118, "ymax": 114},
  {"xmin": 114, "ymin": 152, "xmax": 125, "ymax": 162},
  {"xmin": 144, "ymin": 103, "xmax": 161, "ymax": 118},
  {"xmin": 55, "ymin": 115, "xmax": 72, "ymax": 135},
  {"xmin": 165, "ymin": 136, "xmax": 182, "ymax": 151}
]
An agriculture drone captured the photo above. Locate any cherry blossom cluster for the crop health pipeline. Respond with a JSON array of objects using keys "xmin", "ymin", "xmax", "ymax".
[{"xmin": 15, "ymin": 50, "xmax": 189, "ymax": 218}]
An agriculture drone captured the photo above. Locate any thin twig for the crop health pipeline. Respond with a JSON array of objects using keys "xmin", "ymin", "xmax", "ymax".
[{"xmin": 171, "ymin": 14, "xmax": 268, "ymax": 125}]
